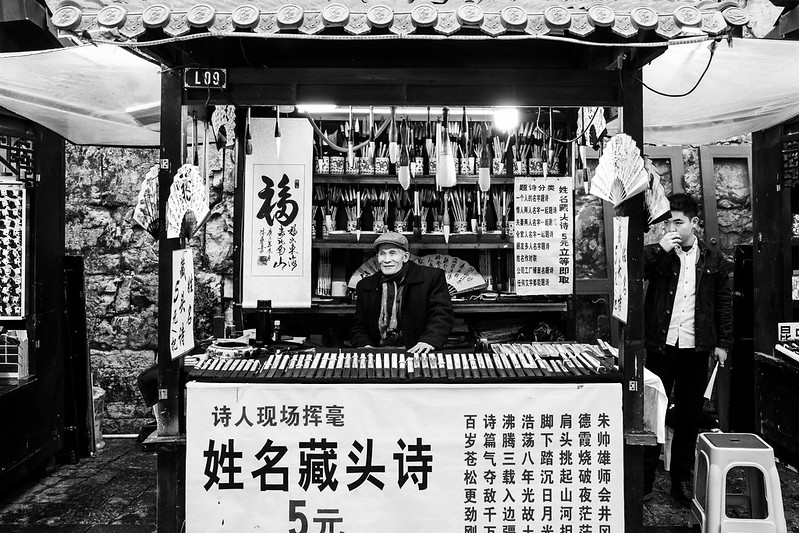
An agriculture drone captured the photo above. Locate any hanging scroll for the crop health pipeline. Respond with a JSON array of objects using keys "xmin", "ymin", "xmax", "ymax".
[
  {"xmin": 0, "ymin": 182, "xmax": 25, "ymax": 319},
  {"xmin": 170, "ymin": 248, "xmax": 195, "ymax": 359},
  {"xmin": 513, "ymin": 176, "xmax": 573, "ymax": 295},
  {"xmin": 612, "ymin": 216, "xmax": 629, "ymax": 323},
  {"xmin": 242, "ymin": 118, "xmax": 313, "ymax": 308}
]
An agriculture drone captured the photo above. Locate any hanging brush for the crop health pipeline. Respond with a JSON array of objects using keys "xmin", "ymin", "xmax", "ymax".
[
  {"xmin": 369, "ymin": 106, "xmax": 376, "ymax": 164},
  {"xmin": 438, "ymin": 107, "xmax": 457, "ymax": 188},
  {"xmin": 478, "ymin": 122, "xmax": 491, "ymax": 192},
  {"xmin": 347, "ymin": 106, "xmax": 355, "ymax": 168},
  {"xmin": 388, "ymin": 105, "xmax": 398, "ymax": 164},
  {"xmin": 460, "ymin": 106, "xmax": 469, "ymax": 160},
  {"xmin": 398, "ymin": 118, "xmax": 411, "ymax": 190},
  {"xmin": 425, "ymin": 106, "xmax": 433, "ymax": 160},
  {"xmin": 274, "ymin": 107, "xmax": 281, "ymax": 159},
  {"xmin": 245, "ymin": 108, "xmax": 253, "ymax": 156}
]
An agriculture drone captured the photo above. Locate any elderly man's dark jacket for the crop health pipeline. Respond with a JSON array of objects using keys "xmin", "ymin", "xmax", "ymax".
[
  {"xmin": 351, "ymin": 261, "xmax": 454, "ymax": 349},
  {"xmin": 643, "ymin": 239, "xmax": 733, "ymax": 353}
]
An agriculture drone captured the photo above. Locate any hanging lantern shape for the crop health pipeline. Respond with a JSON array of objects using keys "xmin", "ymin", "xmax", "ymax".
[
  {"xmin": 388, "ymin": 105, "xmax": 398, "ymax": 164},
  {"xmin": 274, "ymin": 107, "xmax": 282, "ymax": 158},
  {"xmin": 347, "ymin": 106, "xmax": 355, "ymax": 168},
  {"xmin": 478, "ymin": 122, "xmax": 491, "ymax": 192},
  {"xmin": 438, "ymin": 107, "xmax": 457, "ymax": 188},
  {"xmin": 398, "ymin": 119, "xmax": 411, "ymax": 190}
]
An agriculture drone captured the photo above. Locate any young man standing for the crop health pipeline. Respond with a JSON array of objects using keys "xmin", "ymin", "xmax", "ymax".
[{"xmin": 642, "ymin": 193, "xmax": 733, "ymax": 505}]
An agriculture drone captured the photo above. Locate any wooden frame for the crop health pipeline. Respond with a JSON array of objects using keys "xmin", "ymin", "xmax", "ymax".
[{"xmin": 699, "ymin": 145, "xmax": 753, "ymax": 248}]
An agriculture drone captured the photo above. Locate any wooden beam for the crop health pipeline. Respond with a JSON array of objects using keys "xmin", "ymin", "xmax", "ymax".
[
  {"xmin": 619, "ymin": 68, "xmax": 646, "ymax": 532},
  {"xmin": 185, "ymin": 68, "xmax": 622, "ymax": 107},
  {"xmin": 157, "ymin": 67, "xmax": 186, "ymax": 533}
]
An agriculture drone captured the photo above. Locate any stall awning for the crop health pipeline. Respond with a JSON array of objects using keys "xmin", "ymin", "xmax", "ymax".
[
  {"xmin": 0, "ymin": 45, "xmax": 161, "ymax": 146},
  {"xmin": 47, "ymin": 0, "xmax": 749, "ymax": 42}
]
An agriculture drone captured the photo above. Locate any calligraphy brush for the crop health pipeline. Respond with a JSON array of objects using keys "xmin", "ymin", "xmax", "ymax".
[
  {"xmin": 388, "ymin": 106, "xmax": 398, "ymax": 164},
  {"xmin": 274, "ymin": 107, "xmax": 281, "ymax": 159},
  {"xmin": 398, "ymin": 119, "xmax": 411, "ymax": 190},
  {"xmin": 369, "ymin": 106, "xmax": 376, "ymax": 164},
  {"xmin": 192, "ymin": 111, "xmax": 200, "ymax": 164},
  {"xmin": 347, "ymin": 106, "xmax": 354, "ymax": 168},
  {"xmin": 460, "ymin": 107, "xmax": 468, "ymax": 160},
  {"xmin": 478, "ymin": 122, "xmax": 490, "ymax": 192},
  {"xmin": 438, "ymin": 107, "xmax": 457, "ymax": 188}
]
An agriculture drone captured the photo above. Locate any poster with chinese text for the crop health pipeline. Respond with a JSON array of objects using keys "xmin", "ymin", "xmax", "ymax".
[
  {"xmin": 243, "ymin": 118, "xmax": 312, "ymax": 308},
  {"xmin": 612, "ymin": 216, "xmax": 629, "ymax": 323},
  {"xmin": 513, "ymin": 176, "xmax": 573, "ymax": 295},
  {"xmin": 187, "ymin": 382, "xmax": 625, "ymax": 532},
  {"xmin": 0, "ymin": 183, "xmax": 25, "ymax": 319},
  {"xmin": 169, "ymin": 248, "xmax": 195, "ymax": 359}
]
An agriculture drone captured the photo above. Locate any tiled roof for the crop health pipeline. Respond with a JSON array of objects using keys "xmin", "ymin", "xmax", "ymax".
[{"xmin": 51, "ymin": 0, "xmax": 749, "ymax": 41}]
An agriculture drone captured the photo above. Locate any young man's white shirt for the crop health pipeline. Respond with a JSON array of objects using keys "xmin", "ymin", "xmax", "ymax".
[{"xmin": 666, "ymin": 240, "xmax": 697, "ymax": 349}]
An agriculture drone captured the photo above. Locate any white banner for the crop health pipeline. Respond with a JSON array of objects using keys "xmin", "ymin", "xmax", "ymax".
[
  {"xmin": 169, "ymin": 248, "xmax": 195, "ymax": 359},
  {"xmin": 513, "ymin": 176, "xmax": 573, "ymax": 295},
  {"xmin": 187, "ymin": 382, "xmax": 624, "ymax": 532},
  {"xmin": 612, "ymin": 216, "xmax": 629, "ymax": 324},
  {"xmin": 242, "ymin": 118, "xmax": 313, "ymax": 308},
  {"xmin": 0, "ymin": 182, "xmax": 25, "ymax": 319}
]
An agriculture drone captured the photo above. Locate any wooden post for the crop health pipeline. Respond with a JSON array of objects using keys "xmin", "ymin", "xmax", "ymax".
[
  {"xmin": 156, "ymin": 67, "xmax": 185, "ymax": 533},
  {"xmin": 619, "ymin": 68, "xmax": 646, "ymax": 531}
]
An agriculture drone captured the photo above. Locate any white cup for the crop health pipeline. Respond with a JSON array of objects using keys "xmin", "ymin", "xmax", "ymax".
[{"xmin": 331, "ymin": 281, "xmax": 348, "ymax": 298}]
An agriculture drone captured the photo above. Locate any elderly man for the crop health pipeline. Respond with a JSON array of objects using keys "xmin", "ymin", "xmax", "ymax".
[{"xmin": 350, "ymin": 232, "xmax": 454, "ymax": 353}]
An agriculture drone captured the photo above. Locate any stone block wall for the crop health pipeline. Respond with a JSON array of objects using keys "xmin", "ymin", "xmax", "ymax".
[{"xmin": 64, "ymin": 144, "xmax": 235, "ymax": 433}]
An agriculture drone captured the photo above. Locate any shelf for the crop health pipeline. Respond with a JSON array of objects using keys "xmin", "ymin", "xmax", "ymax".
[
  {"xmin": 275, "ymin": 300, "xmax": 567, "ymax": 315},
  {"xmin": 314, "ymin": 232, "xmax": 515, "ymax": 249},
  {"xmin": 313, "ymin": 174, "xmax": 568, "ymax": 185}
]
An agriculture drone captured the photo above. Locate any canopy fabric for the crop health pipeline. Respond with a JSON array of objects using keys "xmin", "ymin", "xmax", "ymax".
[
  {"xmin": 0, "ymin": 44, "xmax": 160, "ymax": 146},
  {"xmin": 47, "ymin": 0, "xmax": 748, "ymax": 42},
  {"xmin": 642, "ymin": 37, "xmax": 799, "ymax": 145},
  {"xmin": 1, "ymin": 37, "xmax": 799, "ymax": 146}
]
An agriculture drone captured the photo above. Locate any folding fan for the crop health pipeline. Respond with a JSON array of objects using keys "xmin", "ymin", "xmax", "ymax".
[
  {"xmin": 347, "ymin": 254, "xmax": 420, "ymax": 289},
  {"xmin": 577, "ymin": 106, "xmax": 607, "ymax": 149},
  {"xmin": 166, "ymin": 164, "xmax": 211, "ymax": 239},
  {"xmin": 132, "ymin": 165, "xmax": 160, "ymax": 239},
  {"xmin": 589, "ymin": 133, "xmax": 649, "ymax": 208},
  {"xmin": 413, "ymin": 254, "xmax": 487, "ymax": 295},
  {"xmin": 643, "ymin": 157, "xmax": 671, "ymax": 226}
]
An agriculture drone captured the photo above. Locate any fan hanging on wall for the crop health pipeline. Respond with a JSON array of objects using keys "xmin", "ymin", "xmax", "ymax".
[
  {"xmin": 347, "ymin": 254, "xmax": 486, "ymax": 295},
  {"xmin": 589, "ymin": 133, "xmax": 649, "ymax": 208},
  {"xmin": 643, "ymin": 156, "xmax": 671, "ymax": 227},
  {"xmin": 132, "ymin": 164, "xmax": 159, "ymax": 239},
  {"xmin": 166, "ymin": 164, "xmax": 211, "ymax": 239}
]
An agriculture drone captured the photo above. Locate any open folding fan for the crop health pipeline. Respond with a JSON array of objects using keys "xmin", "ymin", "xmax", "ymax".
[
  {"xmin": 413, "ymin": 254, "xmax": 487, "ymax": 295},
  {"xmin": 589, "ymin": 133, "xmax": 649, "ymax": 208},
  {"xmin": 132, "ymin": 165, "xmax": 159, "ymax": 239},
  {"xmin": 347, "ymin": 254, "xmax": 420, "ymax": 289},
  {"xmin": 166, "ymin": 164, "xmax": 211, "ymax": 239},
  {"xmin": 643, "ymin": 157, "xmax": 671, "ymax": 226}
]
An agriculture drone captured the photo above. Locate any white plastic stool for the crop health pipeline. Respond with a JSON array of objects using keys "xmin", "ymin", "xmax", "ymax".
[{"xmin": 690, "ymin": 432, "xmax": 787, "ymax": 533}]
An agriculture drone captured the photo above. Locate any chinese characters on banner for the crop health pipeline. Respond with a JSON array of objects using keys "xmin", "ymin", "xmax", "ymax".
[
  {"xmin": 186, "ymin": 382, "xmax": 624, "ymax": 532},
  {"xmin": 513, "ymin": 176, "xmax": 573, "ymax": 295},
  {"xmin": 169, "ymin": 248, "xmax": 195, "ymax": 359},
  {"xmin": 0, "ymin": 183, "xmax": 25, "ymax": 319},
  {"xmin": 243, "ymin": 118, "xmax": 313, "ymax": 308},
  {"xmin": 612, "ymin": 217, "xmax": 629, "ymax": 323}
]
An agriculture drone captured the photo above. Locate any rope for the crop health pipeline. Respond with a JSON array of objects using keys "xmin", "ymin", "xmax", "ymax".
[{"xmin": 303, "ymin": 112, "xmax": 391, "ymax": 154}]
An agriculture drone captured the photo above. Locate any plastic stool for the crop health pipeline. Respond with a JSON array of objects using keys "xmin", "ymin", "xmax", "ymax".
[{"xmin": 690, "ymin": 432, "xmax": 787, "ymax": 533}]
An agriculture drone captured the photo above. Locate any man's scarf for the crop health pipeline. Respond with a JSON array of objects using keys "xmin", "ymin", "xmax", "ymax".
[{"xmin": 378, "ymin": 262, "xmax": 410, "ymax": 346}]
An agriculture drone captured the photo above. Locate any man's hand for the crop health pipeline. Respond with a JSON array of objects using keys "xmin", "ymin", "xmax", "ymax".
[
  {"xmin": 408, "ymin": 341, "xmax": 434, "ymax": 354},
  {"xmin": 659, "ymin": 231, "xmax": 681, "ymax": 253},
  {"xmin": 714, "ymin": 347, "xmax": 728, "ymax": 367}
]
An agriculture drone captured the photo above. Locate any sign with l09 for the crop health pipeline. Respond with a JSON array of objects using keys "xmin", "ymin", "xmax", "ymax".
[{"xmin": 184, "ymin": 68, "xmax": 227, "ymax": 89}]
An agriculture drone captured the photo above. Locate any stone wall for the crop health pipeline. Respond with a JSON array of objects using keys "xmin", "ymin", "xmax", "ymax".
[
  {"xmin": 66, "ymin": 136, "xmax": 753, "ymax": 433},
  {"xmin": 64, "ymin": 144, "xmax": 235, "ymax": 433}
]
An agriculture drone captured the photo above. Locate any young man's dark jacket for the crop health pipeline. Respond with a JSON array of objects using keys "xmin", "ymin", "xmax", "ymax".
[
  {"xmin": 351, "ymin": 261, "xmax": 454, "ymax": 349},
  {"xmin": 643, "ymin": 239, "xmax": 733, "ymax": 353}
]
